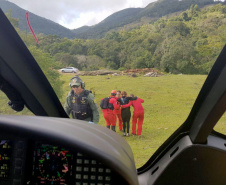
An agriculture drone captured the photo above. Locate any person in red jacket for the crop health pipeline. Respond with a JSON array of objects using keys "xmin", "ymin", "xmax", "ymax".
[
  {"xmin": 100, "ymin": 90, "xmax": 120, "ymax": 132},
  {"xmin": 121, "ymin": 94, "xmax": 144, "ymax": 136},
  {"xmin": 114, "ymin": 91, "xmax": 123, "ymax": 131}
]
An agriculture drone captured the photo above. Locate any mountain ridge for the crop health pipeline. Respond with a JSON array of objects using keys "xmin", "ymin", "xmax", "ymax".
[
  {"xmin": 0, "ymin": 0, "xmax": 75, "ymax": 38},
  {"xmin": 0, "ymin": 0, "xmax": 223, "ymax": 39}
]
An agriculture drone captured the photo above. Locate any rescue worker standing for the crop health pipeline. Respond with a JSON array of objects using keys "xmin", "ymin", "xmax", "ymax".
[
  {"xmin": 100, "ymin": 90, "xmax": 119, "ymax": 131},
  {"xmin": 64, "ymin": 76, "xmax": 99, "ymax": 124},
  {"xmin": 122, "ymin": 94, "xmax": 144, "ymax": 136},
  {"xmin": 118, "ymin": 91, "xmax": 137, "ymax": 136},
  {"xmin": 115, "ymin": 91, "xmax": 123, "ymax": 131}
]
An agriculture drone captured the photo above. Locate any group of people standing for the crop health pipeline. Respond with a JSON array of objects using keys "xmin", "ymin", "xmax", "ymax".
[
  {"xmin": 101, "ymin": 90, "xmax": 144, "ymax": 137},
  {"xmin": 64, "ymin": 76, "xmax": 144, "ymax": 137}
]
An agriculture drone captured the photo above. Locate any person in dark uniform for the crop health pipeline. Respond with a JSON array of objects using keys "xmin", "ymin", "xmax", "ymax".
[
  {"xmin": 117, "ymin": 91, "xmax": 137, "ymax": 136},
  {"xmin": 64, "ymin": 76, "xmax": 99, "ymax": 124},
  {"xmin": 115, "ymin": 91, "xmax": 123, "ymax": 131}
]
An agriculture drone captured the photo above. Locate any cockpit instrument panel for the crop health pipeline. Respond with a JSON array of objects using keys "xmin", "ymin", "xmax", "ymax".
[
  {"xmin": 0, "ymin": 140, "xmax": 115, "ymax": 185},
  {"xmin": 0, "ymin": 140, "xmax": 11, "ymax": 180},
  {"xmin": 32, "ymin": 144, "xmax": 73, "ymax": 184}
]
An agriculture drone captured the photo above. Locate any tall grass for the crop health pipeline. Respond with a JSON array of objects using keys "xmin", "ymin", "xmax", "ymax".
[{"xmin": 0, "ymin": 74, "xmax": 225, "ymax": 168}]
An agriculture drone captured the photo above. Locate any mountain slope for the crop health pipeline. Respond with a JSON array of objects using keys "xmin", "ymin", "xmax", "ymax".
[
  {"xmin": 138, "ymin": 0, "xmax": 215, "ymax": 18},
  {"xmin": 73, "ymin": 8, "xmax": 143, "ymax": 39},
  {"xmin": 1, "ymin": 0, "xmax": 224, "ymax": 39},
  {"xmin": 72, "ymin": 0, "xmax": 221, "ymax": 39},
  {"xmin": 0, "ymin": 0, "xmax": 75, "ymax": 38}
]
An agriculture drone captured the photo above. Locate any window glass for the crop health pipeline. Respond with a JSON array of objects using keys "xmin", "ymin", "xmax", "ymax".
[
  {"xmin": 214, "ymin": 112, "xmax": 226, "ymax": 135},
  {"xmin": 0, "ymin": 47, "xmax": 208, "ymax": 169},
  {"xmin": 60, "ymin": 74, "xmax": 207, "ymax": 168},
  {"xmin": 0, "ymin": 91, "xmax": 33, "ymax": 116},
  {"xmin": 0, "ymin": 73, "xmax": 209, "ymax": 168}
]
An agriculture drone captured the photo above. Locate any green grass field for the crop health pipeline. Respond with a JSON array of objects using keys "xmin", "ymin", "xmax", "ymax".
[
  {"xmin": 60, "ymin": 74, "xmax": 226, "ymax": 168},
  {"xmin": 0, "ymin": 74, "xmax": 225, "ymax": 168}
]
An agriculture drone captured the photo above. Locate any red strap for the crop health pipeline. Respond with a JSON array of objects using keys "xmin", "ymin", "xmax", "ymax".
[{"xmin": 26, "ymin": 12, "xmax": 39, "ymax": 44}]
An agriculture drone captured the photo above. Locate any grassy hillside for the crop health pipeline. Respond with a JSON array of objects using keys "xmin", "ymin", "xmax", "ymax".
[{"xmin": 0, "ymin": 74, "xmax": 225, "ymax": 168}]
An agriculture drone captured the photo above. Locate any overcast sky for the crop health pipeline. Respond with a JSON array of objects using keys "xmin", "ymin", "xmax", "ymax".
[{"xmin": 7, "ymin": 0, "xmax": 157, "ymax": 29}]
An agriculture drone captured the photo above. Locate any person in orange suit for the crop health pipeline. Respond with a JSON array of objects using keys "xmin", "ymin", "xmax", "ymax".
[
  {"xmin": 114, "ymin": 91, "xmax": 123, "ymax": 131},
  {"xmin": 100, "ymin": 90, "xmax": 120, "ymax": 132},
  {"xmin": 121, "ymin": 94, "xmax": 144, "ymax": 136}
]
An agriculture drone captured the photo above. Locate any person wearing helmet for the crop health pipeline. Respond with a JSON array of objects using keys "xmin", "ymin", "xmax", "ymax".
[
  {"xmin": 100, "ymin": 90, "xmax": 120, "ymax": 131},
  {"xmin": 64, "ymin": 76, "xmax": 99, "ymax": 124}
]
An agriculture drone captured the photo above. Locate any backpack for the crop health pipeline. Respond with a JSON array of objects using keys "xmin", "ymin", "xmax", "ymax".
[
  {"xmin": 100, "ymin": 97, "xmax": 114, "ymax": 110},
  {"xmin": 120, "ymin": 97, "xmax": 129, "ymax": 105}
]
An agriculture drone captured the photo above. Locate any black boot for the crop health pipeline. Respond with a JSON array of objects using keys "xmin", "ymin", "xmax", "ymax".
[
  {"xmin": 111, "ymin": 126, "xmax": 116, "ymax": 132},
  {"xmin": 107, "ymin": 125, "xmax": 110, "ymax": 129}
]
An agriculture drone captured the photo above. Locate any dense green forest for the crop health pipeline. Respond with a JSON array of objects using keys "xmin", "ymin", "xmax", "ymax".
[{"xmin": 6, "ymin": 4, "xmax": 226, "ymax": 77}]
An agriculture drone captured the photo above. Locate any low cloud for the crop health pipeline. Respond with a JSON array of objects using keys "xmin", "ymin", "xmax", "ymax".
[{"xmin": 7, "ymin": 0, "xmax": 157, "ymax": 29}]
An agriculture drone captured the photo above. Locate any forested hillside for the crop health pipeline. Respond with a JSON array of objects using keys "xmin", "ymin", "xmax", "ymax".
[
  {"xmin": 6, "ymin": 3, "xmax": 226, "ymax": 75},
  {"xmin": 72, "ymin": 8, "xmax": 143, "ymax": 39},
  {"xmin": 1, "ymin": 0, "xmax": 224, "ymax": 39},
  {"xmin": 74, "ymin": 0, "xmax": 222, "ymax": 39},
  {"xmin": 139, "ymin": 0, "xmax": 216, "ymax": 18}
]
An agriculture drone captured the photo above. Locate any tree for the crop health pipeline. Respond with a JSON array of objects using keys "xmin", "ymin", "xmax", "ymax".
[
  {"xmin": 85, "ymin": 55, "xmax": 106, "ymax": 70},
  {"xmin": 28, "ymin": 46, "xmax": 64, "ymax": 99},
  {"xmin": 54, "ymin": 53, "xmax": 79, "ymax": 68},
  {"xmin": 70, "ymin": 42, "xmax": 87, "ymax": 55},
  {"xmin": 161, "ymin": 21, "xmax": 190, "ymax": 37},
  {"xmin": 5, "ymin": 10, "xmax": 19, "ymax": 28},
  {"xmin": 159, "ymin": 35, "xmax": 198, "ymax": 73},
  {"xmin": 182, "ymin": 12, "xmax": 190, "ymax": 21}
]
